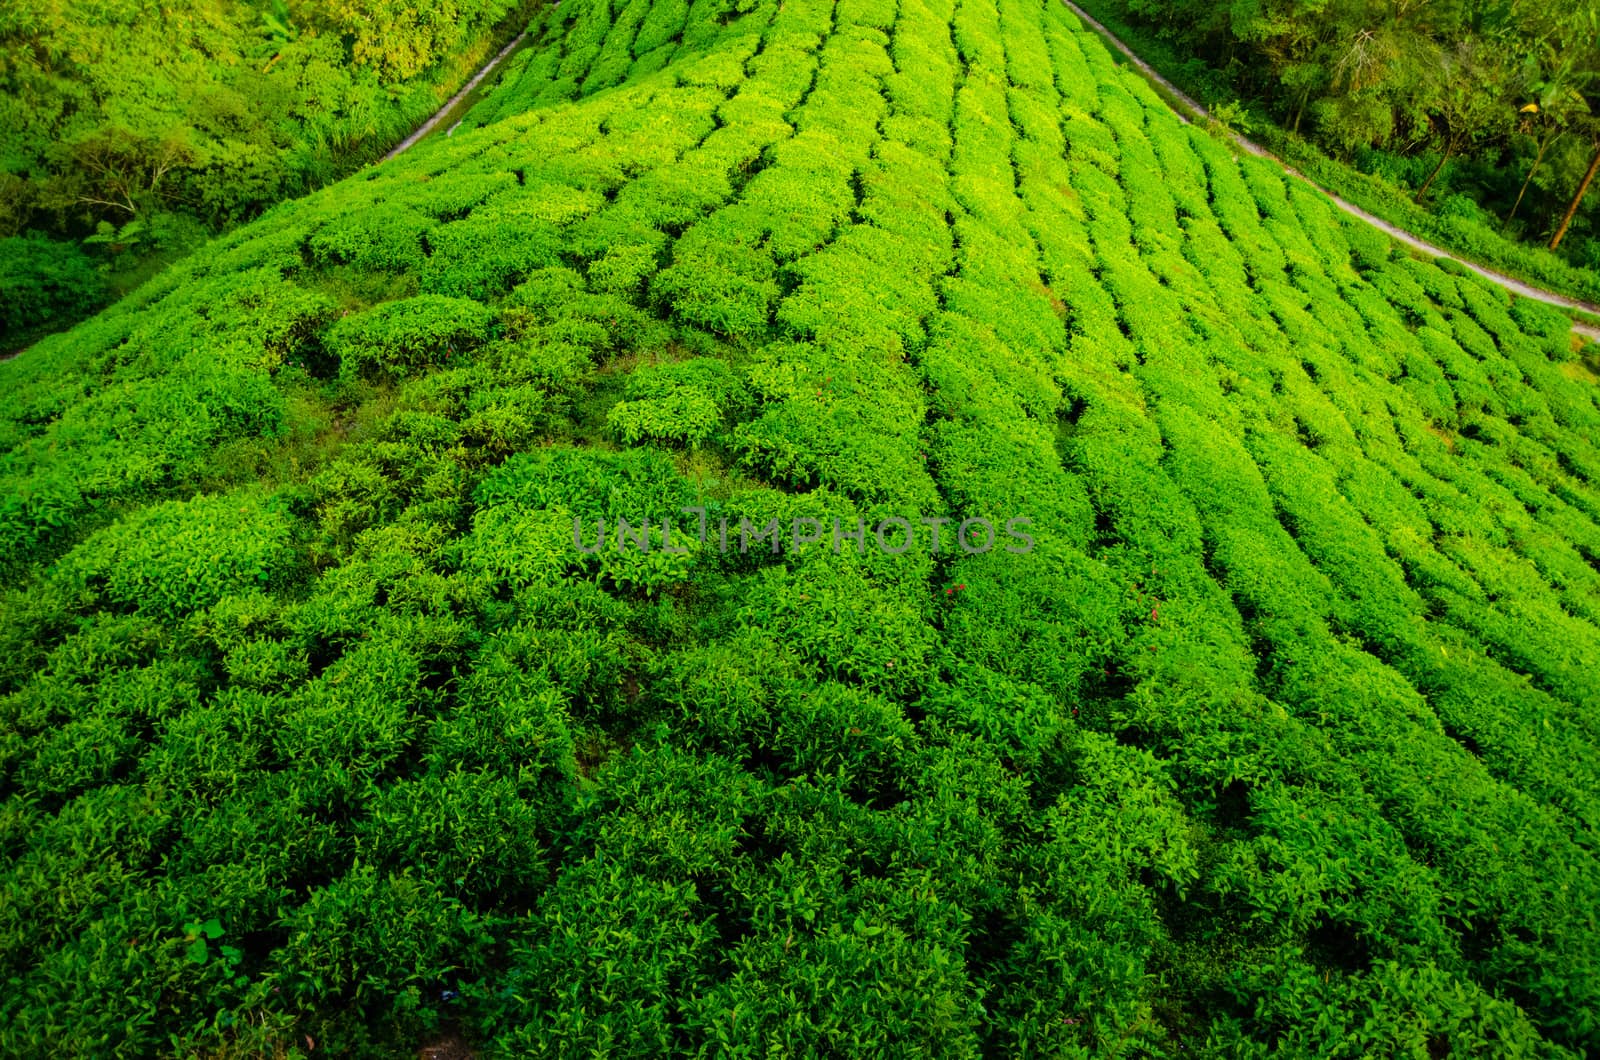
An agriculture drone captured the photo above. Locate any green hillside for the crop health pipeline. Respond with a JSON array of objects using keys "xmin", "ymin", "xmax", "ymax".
[{"xmin": 3, "ymin": 0, "xmax": 1600, "ymax": 1053}]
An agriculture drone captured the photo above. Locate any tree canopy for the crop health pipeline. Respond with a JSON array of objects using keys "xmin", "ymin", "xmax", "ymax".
[{"xmin": 0, "ymin": 0, "xmax": 527, "ymax": 348}]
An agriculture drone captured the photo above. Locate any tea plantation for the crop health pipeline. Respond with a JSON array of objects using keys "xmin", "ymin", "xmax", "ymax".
[{"xmin": 3, "ymin": 0, "xmax": 1600, "ymax": 1054}]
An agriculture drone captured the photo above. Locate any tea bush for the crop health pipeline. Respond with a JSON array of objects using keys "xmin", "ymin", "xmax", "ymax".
[
  {"xmin": 326, "ymin": 295, "xmax": 498, "ymax": 380},
  {"xmin": 605, "ymin": 357, "xmax": 744, "ymax": 446}
]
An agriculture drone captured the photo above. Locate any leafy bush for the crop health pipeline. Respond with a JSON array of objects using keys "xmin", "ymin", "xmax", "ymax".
[
  {"xmin": 605, "ymin": 357, "xmax": 744, "ymax": 446},
  {"xmin": 325, "ymin": 295, "xmax": 497, "ymax": 380},
  {"xmin": 54, "ymin": 490, "xmax": 298, "ymax": 618}
]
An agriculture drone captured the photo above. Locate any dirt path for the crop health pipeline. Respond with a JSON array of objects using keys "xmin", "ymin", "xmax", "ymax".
[
  {"xmin": 1058, "ymin": 0, "xmax": 1600, "ymax": 345},
  {"xmin": 382, "ymin": 32, "xmax": 527, "ymax": 162}
]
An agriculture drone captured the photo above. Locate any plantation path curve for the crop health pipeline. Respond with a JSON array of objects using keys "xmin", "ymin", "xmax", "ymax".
[
  {"xmin": 1058, "ymin": 0, "xmax": 1600, "ymax": 345},
  {"xmin": 382, "ymin": 31, "xmax": 528, "ymax": 162}
]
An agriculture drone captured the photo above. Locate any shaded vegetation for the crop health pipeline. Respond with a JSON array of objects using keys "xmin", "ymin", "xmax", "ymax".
[
  {"xmin": 1076, "ymin": 0, "xmax": 1600, "ymax": 302},
  {"xmin": 0, "ymin": 0, "xmax": 534, "ymax": 349}
]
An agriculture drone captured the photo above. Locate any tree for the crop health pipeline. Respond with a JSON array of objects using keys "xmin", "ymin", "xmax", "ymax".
[
  {"xmin": 62, "ymin": 127, "xmax": 197, "ymax": 221},
  {"xmin": 1414, "ymin": 40, "xmax": 1513, "ymax": 203},
  {"xmin": 317, "ymin": 0, "xmax": 517, "ymax": 82},
  {"xmin": 1225, "ymin": 0, "xmax": 1337, "ymax": 133},
  {"xmin": 1505, "ymin": 80, "xmax": 1589, "ymax": 227},
  {"xmin": 1543, "ymin": 11, "xmax": 1600, "ymax": 250},
  {"xmin": 1549, "ymin": 130, "xmax": 1600, "ymax": 250},
  {"xmin": 1317, "ymin": 0, "xmax": 1443, "ymax": 155}
]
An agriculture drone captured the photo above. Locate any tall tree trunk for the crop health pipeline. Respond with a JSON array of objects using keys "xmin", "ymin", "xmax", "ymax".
[
  {"xmin": 1506, "ymin": 133, "xmax": 1553, "ymax": 228},
  {"xmin": 1550, "ymin": 138, "xmax": 1600, "ymax": 251},
  {"xmin": 1416, "ymin": 140, "xmax": 1454, "ymax": 203}
]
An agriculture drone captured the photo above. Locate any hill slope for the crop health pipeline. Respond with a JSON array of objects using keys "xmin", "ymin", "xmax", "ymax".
[{"xmin": 3, "ymin": 0, "xmax": 1600, "ymax": 1054}]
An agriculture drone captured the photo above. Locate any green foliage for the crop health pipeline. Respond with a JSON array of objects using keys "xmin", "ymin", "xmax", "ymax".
[
  {"xmin": 606, "ymin": 357, "xmax": 744, "ymax": 446},
  {"xmin": 326, "ymin": 295, "xmax": 497, "ymax": 380},
  {"xmin": 2, "ymin": 0, "xmax": 1600, "ymax": 1055},
  {"xmin": 1075, "ymin": 0, "xmax": 1600, "ymax": 302},
  {"xmin": 0, "ymin": 0, "xmax": 536, "ymax": 343},
  {"xmin": 276, "ymin": 860, "xmax": 491, "ymax": 1034},
  {"xmin": 54, "ymin": 490, "xmax": 298, "ymax": 619},
  {"xmin": 323, "ymin": 0, "xmax": 523, "ymax": 81},
  {"xmin": 0, "ymin": 236, "xmax": 108, "ymax": 350}
]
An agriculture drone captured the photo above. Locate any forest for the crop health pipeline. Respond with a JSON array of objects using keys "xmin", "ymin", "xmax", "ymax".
[
  {"xmin": 1080, "ymin": 0, "xmax": 1600, "ymax": 295},
  {"xmin": 0, "ymin": 0, "xmax": 531, "ymax": 350},
  {"xmin": 2, "ymin": 0, "xmax": 1600, "ymax": 1054}
]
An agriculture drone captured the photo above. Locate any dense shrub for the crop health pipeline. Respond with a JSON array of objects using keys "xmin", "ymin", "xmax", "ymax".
[
  {"xmin": 54, "ymin": 490, "xmax": 299, "ymax": 618},
  {"xmin": 325, "ymin": 295, "xmax": 498, "ymax": 380},
  {"xmin": 605, "ymin": 357, "xmax": 744, "ymax": 446},
  {"xmin": 0, "ymin": 236, "xmax": 108, "ymax": 349}
]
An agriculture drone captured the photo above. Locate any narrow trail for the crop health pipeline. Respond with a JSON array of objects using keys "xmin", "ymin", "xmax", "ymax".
[
  {"xmin": 1058, "ymin": 0, "xmax": 1600, "ymax": 346},
  {"xmin": 382, "ymin": 32, "xmax": 528, "ymax": 162}
]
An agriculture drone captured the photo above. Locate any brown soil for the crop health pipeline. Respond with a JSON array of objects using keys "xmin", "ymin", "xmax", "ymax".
[{"xmin": 418, "ymin": 1029, "xmax": 476, "ymax": 1060}]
